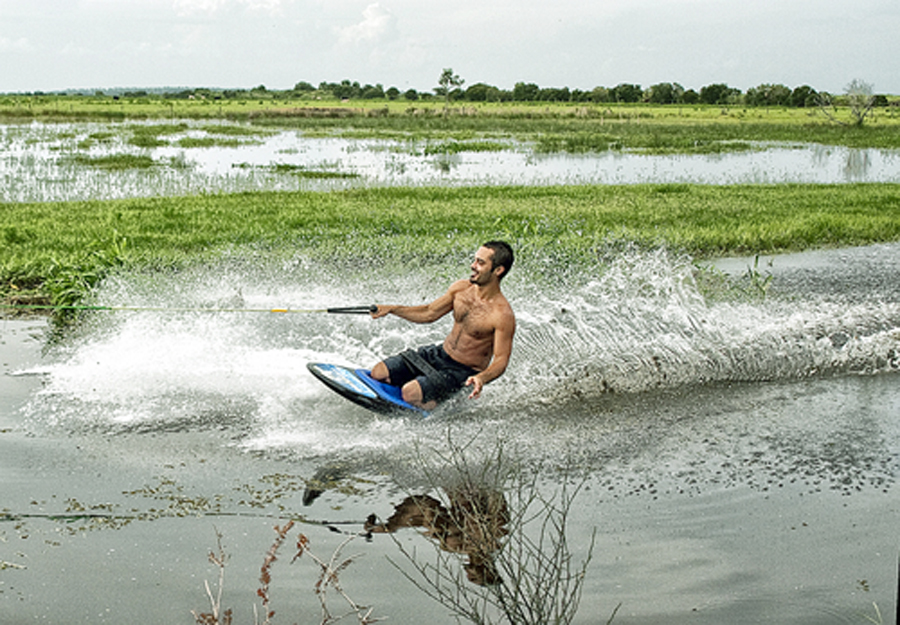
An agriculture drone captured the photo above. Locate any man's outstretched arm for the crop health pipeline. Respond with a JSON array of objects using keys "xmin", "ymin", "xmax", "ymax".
[{"xmin": 371, "ymin": 280, "xmax": 466, "ymax": 324}]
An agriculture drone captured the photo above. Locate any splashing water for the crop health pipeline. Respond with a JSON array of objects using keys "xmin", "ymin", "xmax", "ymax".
[
  {"xmin": 19, "ymin": 245, "xmax": 900, "ymax": 464},
  {"xmin": 514, "ymin": 246, "xmax": 900, "ymax": 403}
]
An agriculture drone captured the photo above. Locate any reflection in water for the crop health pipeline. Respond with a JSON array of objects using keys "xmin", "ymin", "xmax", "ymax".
[
  {"xmin": 365, "ymin": 487, "xmax": 509, "ymax": 586},
  {"xmin": 843, "ymin": 148, "xmax": 871, "ymax": 179},
  {"xmin": 810, "ymin": 143, "xmax": 875, "ymax": 181},
  {"xmin": 356, "ymin": 440, "xmax": 594, "ymax": 624}
]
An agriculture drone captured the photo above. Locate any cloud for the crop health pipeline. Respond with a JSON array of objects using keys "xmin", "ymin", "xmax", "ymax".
[
  {"xmin": 0, "ymin": 36, "xmax": 34, "ymax": 53},
  {"xmin": 172, "ymin": 0, "xmax": 286, "ymax": 16},
  {"xmin": 172, "ymin": 0, "xmax": 225, "ymax": 13},
  {"xmin": 336, "ymin": 3, "xmax": 395, "ymax": 45}
]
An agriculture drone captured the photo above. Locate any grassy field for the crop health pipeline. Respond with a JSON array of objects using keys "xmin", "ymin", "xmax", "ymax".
[
  {"xmin": 3, "ymin": 99, "xmax": 900, "ymax": 309},
  {"xmin": 3, "ymin": 97, "xmax": 900, "ymax": 151},
  {"xmin": 3, "ymin": 183, "xmax": 900, "ymax": 307}
]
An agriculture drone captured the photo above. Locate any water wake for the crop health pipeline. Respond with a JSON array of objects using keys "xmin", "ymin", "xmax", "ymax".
[{"xmin": 19, "ymin": 246, "xmax": 900, "ymax": 459}]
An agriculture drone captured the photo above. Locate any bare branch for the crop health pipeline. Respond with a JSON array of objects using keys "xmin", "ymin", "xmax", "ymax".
[{"xmin": 371, "ymin": 434, "xmax": 598, "ymax": 624}]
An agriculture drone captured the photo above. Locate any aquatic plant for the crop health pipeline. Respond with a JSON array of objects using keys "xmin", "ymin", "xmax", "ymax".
[
  {"xmin": 73, "ymin": 153, "xmax": 156, "ymax": 169},
  {"xmin": 192, "ymin": 529, "xmax": 232, "ymax": 625},
  {"xmin": 177, "ymin": 136, "xmax": 244, "ymax": 148},
  {"xmin": 370, "ymin": 434, "xmax": 603, "ymax": 625},
  {"xmin": 42, "ymin": 232, "xmax": 130, "ymax": 330},
  {"xmin": 192, "ymin": 523, "xmax": 382, "ymax": 625},
  {"xmin": 694, "ymin": 254, "xmax": 774, "ymax": 302}
]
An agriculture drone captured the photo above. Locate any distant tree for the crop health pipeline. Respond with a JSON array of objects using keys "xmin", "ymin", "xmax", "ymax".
[
  {"xmin": 570, "ymin": 89, "xmax": 592, "ymax": 102},
  {"xmin": 817, "ymin": 78, "xmax": 876, "ymax": 126},
  {"xmin": 681, "ymin": 89, "xmax": 700, "ymax": 104},
  {"xmin": 699, "ymin": 83, "xmax": 739, "ymax": 105},
  {"xmin": 385, "ymin": 86, "xmax": 400, "ymax": 100},
  {"xmin": 512, "ymin": 82, "xmax": 540, "ymax": 101},
  {"xmin": 790, "ymin": 85, "xmax": 818, "ymax": 108},
  {"xmin": 403, "ymin": 88, "xmax": 419, "ymax": 101},
  {"xmin": 647, "ymin": 82, "xmax": 683, "ymax": 104},
  {"xmin": 163, "ymin": 89, "xmax": 193, "ymax": 100},
  {"xmin": 611, "ymin": 83, "xmax": 642, "ymax": 103},
  {"xmin": 845, "ymin": 78, "xmax": 876, "ymax": 125},
  {"xmin": 361, "ymin": 83, "xmax": 385, "ymax": 99},
  {"xmin": 328, "ymin": 80, "xmax": 362, "ymax": 100},
  {"xmin": 293, "ymin": 81, "xmax": 315, "ymax": 92},
  {"xmin": 437, "ymin": 68, "xmax": 464, "ymax": 107},
  {"xmin": 464, "ymin": 82, "xmax": 492, "ymax": 102},
  {"xmin": 484, "ymin": 85, "xmax": 505, "ymax": 102},
  {"xmin": 589, "ymin": 86, "xmax": 611, "ymax": 103},
  {"xmin": 537, "ymin": 86, "xmax": 570, "ymax": 102},
  {"xmin": 745, "ymin": 83, "xmax": 792, "ymax": 107}
]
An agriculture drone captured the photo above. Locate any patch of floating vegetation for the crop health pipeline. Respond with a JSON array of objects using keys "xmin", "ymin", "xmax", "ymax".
[
  {"xmin": 176, "ymin": 136, "xmax": 245, "ymax": 148},
  {"xmin": 234, "ymin": 162, "xmax": 360, "ymax": 179},
  {"xmin": 124, "ymin": 122, "xmax": 190, "ymax": 148},
  {"xmin": 73, "ymin": 153, "xmax": 156, "ymax": 170},
  {"xmin": 120, "ymin": 122, "xmax": 271, "ymax": 149},
  {"xmin": 197, "ymin": 123, "xmax": 276, "ymax": 137},
  {"xmin": 421, "ymin": 139, "xmax": 512, "ymax": 155},
  {"xmin": 77, "ymin": 131, "xmax": 117, "ymax": 150}
]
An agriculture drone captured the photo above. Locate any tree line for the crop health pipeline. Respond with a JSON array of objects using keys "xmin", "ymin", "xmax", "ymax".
[
  {"xmin": 16, "ymin": 77, "xmax": 893, "ymax": 109},
  {"xmin": 217, "ymin": 79, "xmax": 893, "ymax": 108},
  {"xmin": 251, "ymin": 80, "xmax": 838, "ymax": 107}
]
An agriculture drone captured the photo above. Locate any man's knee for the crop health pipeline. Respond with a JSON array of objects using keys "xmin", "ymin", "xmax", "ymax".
[
  {"xmin": 401, "ymin": 380, "xmax": 424, "ymax": 405},
  {"xmin": 371, "ymin": 361, "xmax": 390, "ymax": 383}
]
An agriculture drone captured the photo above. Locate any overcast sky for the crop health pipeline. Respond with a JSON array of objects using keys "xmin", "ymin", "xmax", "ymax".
[{"xmin": 2, "ymin": 0, "xmax": 898, "ymax": 95}]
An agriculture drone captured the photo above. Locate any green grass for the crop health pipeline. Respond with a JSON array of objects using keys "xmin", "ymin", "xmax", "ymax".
[
  {"xmin": 3, "ymin": 183, "xmax": 900, "ymax": 302},
  {"xmin": 176, "ymin": 136, "xmax": 245, "ymax": 148},
  {"xmin": 4, "ymin": 97, "xmax": 900, "ymax": 151},
  {"xmin": 268, "ymin": 164, "xmax": 359, "ymax": 179},
  {"xmin": 72, "ymin": 154, "xmax": 156, "ymax": 170},
  {"xmin": 255, "ymin": 114, "xmax": 900, "ymax": 152}
]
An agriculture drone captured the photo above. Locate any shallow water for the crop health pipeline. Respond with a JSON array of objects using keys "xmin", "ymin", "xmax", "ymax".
[
  {"xmin": 2, "ymin": 121, "xmax": 900, "ymax": 203},
  {"xmin": 2, "ymin": 244, "xmax": 898, "ymax": 623}
]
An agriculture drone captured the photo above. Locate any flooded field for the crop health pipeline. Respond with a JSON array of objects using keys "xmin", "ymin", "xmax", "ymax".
[
  {"xmin": 2, "ymin": 120, "xmax": 900, "ymax": 203},
  {"xmin": 1, "ymin": 119, "xmax": 898, "ymax": 623},
  {"xmin": 2, "ymin": 242, "xmax": 899, "ymax": 624}
]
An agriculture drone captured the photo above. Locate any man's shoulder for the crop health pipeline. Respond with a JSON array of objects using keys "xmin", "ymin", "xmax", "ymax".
[
  {"xmin": 497, "ymin": 294, "xmax": 515, "ymax": 322},
  {"xmin": 487, "ymin": 290, "xmax": 515, "ymax": 324}
]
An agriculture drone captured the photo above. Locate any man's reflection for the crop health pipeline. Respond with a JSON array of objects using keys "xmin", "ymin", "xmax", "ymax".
[{"xmin": 365, "ymin": 486, "xmax": 509, "ymax": 586}]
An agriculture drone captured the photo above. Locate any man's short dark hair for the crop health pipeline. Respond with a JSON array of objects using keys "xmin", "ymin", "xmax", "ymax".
[{"xmin": 483, "ymin": 241, "xmax": 513, "ymax": 280}]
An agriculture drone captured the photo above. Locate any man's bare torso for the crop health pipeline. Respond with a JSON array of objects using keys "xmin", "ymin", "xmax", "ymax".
[{"xmin": 443, "ymin": 281, "xmax": 512, "ymax": 371}]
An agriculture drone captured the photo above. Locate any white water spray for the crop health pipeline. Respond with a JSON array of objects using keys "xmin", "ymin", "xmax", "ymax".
[{"xmin": 19, "ymin": 246, "xmax": 900, "ymax": 460}]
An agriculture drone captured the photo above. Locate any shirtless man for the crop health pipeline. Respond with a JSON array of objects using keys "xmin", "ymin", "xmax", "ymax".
[{"xmin": 370, "ymin": 241, "xmax": 516, "ymax": 410}]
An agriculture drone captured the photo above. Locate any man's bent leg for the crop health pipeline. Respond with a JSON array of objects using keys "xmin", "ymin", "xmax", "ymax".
[
  {"xmin": 372, "ymin": 360, "xmax": 436, "ymax": 409},
  {"xmin": 401, "ymin": 380, "xmax": 437, "ymax": 411},
  {"xmin": 371, "ymin": 361, "xmax": 390, "ymax": 383}
]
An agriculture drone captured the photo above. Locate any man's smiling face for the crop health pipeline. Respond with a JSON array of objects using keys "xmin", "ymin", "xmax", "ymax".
[{"xmin": 469, "ymin": 246, "xmax": 497, "ymax": 285}]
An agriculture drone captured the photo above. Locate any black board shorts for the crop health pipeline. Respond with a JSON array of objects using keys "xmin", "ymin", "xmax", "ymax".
[{"xmin": 383, "ymin": 344, "xmax": 478, "ymax": 403}]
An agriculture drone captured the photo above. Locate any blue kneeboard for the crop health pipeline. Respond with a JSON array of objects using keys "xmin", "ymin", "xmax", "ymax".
[{"xmin": 306, "ymin": 362, "xmax": 429, "ymax": 417}]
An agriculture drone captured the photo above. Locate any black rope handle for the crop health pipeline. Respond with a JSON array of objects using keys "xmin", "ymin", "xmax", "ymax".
[{"xmin": 325, "ymin": 305, "xmax": 378, "ymax": 315}]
